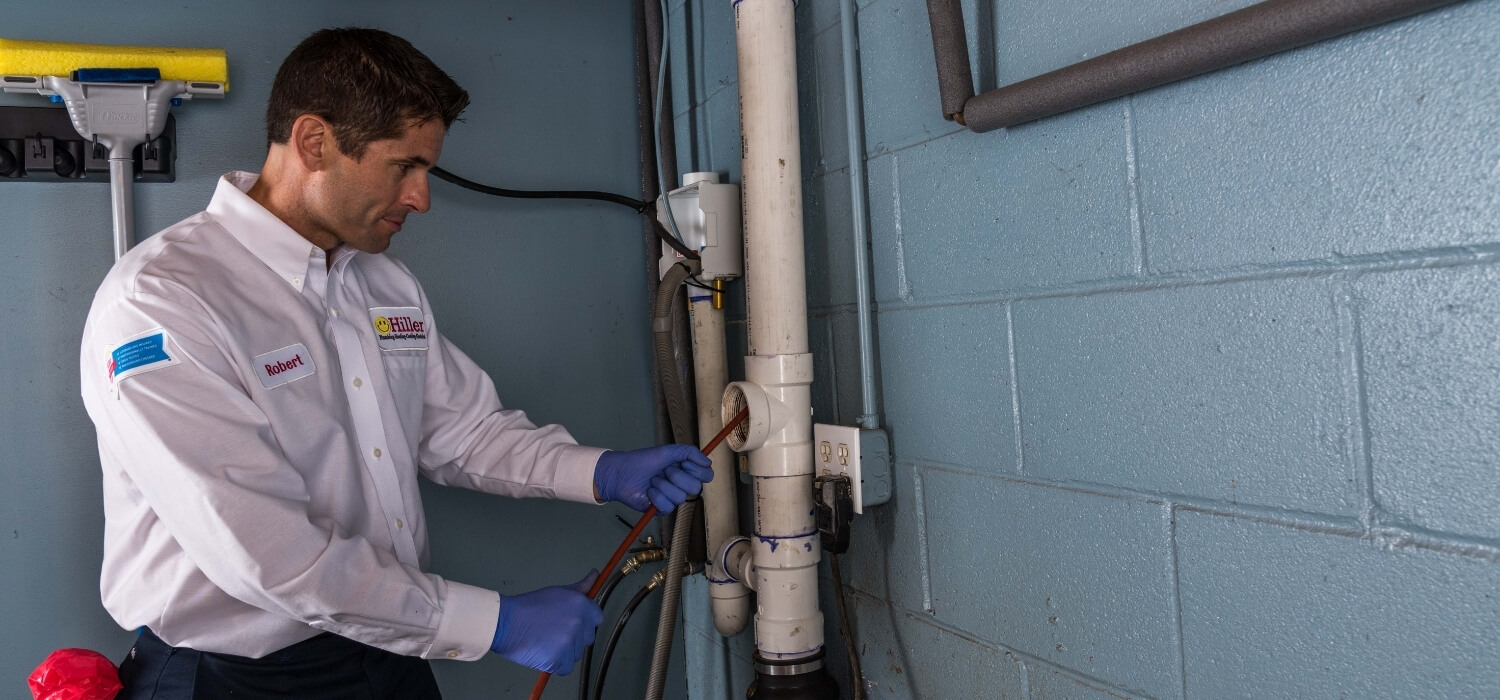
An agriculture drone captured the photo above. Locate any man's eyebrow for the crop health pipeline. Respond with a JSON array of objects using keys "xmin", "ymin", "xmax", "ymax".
[{"xmin": 395, "ymin": 155, "xmax": 433, "ymax": 167}]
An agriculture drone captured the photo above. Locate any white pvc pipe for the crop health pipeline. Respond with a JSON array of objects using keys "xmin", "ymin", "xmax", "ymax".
[
  {"xmin": 690, "ymin": 294, "xmax": 751, "ymax": 637},
  {"xmin": 733, "ymin": 0, "xmax": 825, "ymax": 662}
]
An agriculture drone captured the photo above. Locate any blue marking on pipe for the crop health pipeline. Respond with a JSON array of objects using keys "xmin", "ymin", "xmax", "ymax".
[{"xmin": 754, "ymin": 530, "xmax": 818, "ymax": 553}]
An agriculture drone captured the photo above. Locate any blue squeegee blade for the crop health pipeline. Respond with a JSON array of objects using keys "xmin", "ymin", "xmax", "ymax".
[{"xmin": 73, "ymin": 68, "xmax": 163, "ymax": 83}]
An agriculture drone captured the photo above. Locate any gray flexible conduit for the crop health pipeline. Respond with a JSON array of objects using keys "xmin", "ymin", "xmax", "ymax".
[
  {"xmin": 646, "ymin": 261, "xmax": 694, "ymax": 700},
  {"xmin": 646, "ymin": 498, "xmax": 695, "ymax": 700},
  {"xmin": 653, "ymin": 262, "xmax": 696, "ymax": 446}
]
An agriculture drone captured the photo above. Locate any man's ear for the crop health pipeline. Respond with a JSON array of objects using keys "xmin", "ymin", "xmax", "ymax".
[{"xmin": 289, "ymin": 114, "xmax": 336, "ymax": 172}]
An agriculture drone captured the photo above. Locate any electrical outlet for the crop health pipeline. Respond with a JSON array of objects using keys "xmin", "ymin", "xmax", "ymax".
[{"xmin": 813, "ymin": 424, "xmax": 892, "ymax": 514}]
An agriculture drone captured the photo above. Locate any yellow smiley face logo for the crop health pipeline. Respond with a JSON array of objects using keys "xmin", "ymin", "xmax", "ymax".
[{"xmin": 374, "ymin": 316, "xmax": 391, "ymax": 335}]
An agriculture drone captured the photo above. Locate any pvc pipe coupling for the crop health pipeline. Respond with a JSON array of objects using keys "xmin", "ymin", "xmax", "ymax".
[{"xmin": 720, "ymin": 353, "xmax": 814, "ymax": 453}]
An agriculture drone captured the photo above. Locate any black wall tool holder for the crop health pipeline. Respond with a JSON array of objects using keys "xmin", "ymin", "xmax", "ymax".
[{"xmin": 0, "ymin": 105, "xmax": 176, "ymax": 183}]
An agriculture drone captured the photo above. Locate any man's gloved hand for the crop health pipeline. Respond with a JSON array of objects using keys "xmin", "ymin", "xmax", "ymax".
[
  {"xmin": 490, "ymin": 571, "xmax": 603, "ymax": 675},
  {"xmin": 594, "ymin": 445, "xmax": 714, "ymax": 514}
]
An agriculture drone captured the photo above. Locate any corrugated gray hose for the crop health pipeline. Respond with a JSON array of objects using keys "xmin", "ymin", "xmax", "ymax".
[
  {"xmin": 654, "ymin": 262, "xmax": 696, "ymax": 446},
  {"xmin": 647, "ymin": 261, "xmax": 695, "ymax": 700},
  {"xmin": 646, "ymin": 498, "xmax": 695, "ymax": 700}
]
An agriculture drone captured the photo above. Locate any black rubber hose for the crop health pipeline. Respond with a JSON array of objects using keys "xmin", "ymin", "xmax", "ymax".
[
  {"xmin": 592, "ymin": 578, "xmax": 660, "ymax": 700},
  {"xmin": 577, "ymin": 569, "xmax": 628, "ymax": 700},
  {"xmin": 429, "ymin": 165, "xmax": 648, "ymax": 211},
  {"xmin": 427, "ymin": 166, "xmax": 700, "ymax": 260}
]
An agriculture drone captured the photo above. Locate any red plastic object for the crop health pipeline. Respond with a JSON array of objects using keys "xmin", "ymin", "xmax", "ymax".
[{"xmin": 28, "ymin": 649, "xmax": 123, "ymax": 700}]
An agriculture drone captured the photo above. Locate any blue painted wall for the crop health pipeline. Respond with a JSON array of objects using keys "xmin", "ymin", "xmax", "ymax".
[
  {"xmin": 675, "ymin": 0, "xmax": 1500, "ymax": 697},
  {"xmin": 0, "ymin": 2, "xmax": 683, "ymax": 698}
]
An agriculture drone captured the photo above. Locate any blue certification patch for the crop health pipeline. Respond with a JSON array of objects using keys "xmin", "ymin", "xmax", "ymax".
[{"xmin": 108, "ymin": 330, "xmax": 180, "ymax": 384}]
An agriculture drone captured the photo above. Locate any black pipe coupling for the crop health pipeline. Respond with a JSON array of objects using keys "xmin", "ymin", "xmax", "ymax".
[{"xmin": 746, "ymin": 650, "xmax": 840, "ymax": 700}]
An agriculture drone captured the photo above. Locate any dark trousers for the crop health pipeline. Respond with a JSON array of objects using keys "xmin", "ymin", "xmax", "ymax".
[{"xmin": 117, "ymin": 628, "xmax": 443, "ymax": 699}]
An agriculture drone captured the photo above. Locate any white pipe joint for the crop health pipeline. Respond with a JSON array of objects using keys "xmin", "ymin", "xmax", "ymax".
[
  {"xmin": 714, "ymin": 535, "xmax": 756, "ymax": 590},
  {"xmin": 722, "ymin": 353, "xmax": 814, "ymax": 471}
]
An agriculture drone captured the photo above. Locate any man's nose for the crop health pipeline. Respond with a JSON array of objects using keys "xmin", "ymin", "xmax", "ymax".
[{"xmin": 404, "ymin": 175, "xmax": 431, "ymax": 213}]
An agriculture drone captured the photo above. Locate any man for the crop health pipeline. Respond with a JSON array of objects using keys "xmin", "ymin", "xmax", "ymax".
[{"xmin": 79, "ymin": 27, "xmax": 711, "ymax": 698}]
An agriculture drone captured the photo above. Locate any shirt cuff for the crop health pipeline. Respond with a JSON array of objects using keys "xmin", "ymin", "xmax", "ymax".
[
  {"xmin": 425, "ymin": 580, "xmax": 501, "ymax": 661},
  {"xmin": 553, "ymin": 444, "xmax": 608, "ymax": 504}
]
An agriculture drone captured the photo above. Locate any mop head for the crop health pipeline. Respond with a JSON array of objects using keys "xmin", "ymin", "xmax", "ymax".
[{"xmin": 0, "ymin": 37, "xmax": 228, "ymax": 89}]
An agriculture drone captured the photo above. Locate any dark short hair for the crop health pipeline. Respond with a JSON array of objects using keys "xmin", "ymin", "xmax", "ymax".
[{"xmin": 266, "ymin": 28, "xmax": 469, "ymax": 159}]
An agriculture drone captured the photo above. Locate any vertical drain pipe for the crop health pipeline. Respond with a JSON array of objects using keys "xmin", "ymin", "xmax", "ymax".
[
  {"xmin": 691, "ymin": 291, "xmax": 752, "ymax": 637},
  {"xmin": 729, "ymin": 1, "xmax": 839, "ymax": 697}
]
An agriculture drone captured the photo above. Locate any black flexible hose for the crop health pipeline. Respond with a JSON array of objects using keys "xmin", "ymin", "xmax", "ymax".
[
  {"xmin": 430, "ymin": 165, "xmax": 649, "ymax": 211},
  {"xmin": 592, "ymin": 577, "xmax": 660, "ymax": 700},
  {"xmin": 577, "ymin": 569, "xmax": 626, "ymax": 700},
  {"xmin": 428, "ymin": 166, "xmax": 701, "ymax": 261}
]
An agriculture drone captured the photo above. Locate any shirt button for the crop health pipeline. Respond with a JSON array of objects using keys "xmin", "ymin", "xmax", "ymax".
[
  {"xmin": 331, "ymin": 308, "xmax": 341, "ymax": 317},
  {"xmin": 446, "ymin": 651, "xmax": 459, "ymax": 659},
  {"xmin": 291, "ymin": 277, "xmax": 302, "ymax": 287},
  {"xmin": 352, "ymin": 377, "xmax": 363, "ymax": 388},
  {"xmin": 372, "ymin": 447, "xmax": 383, "ymax": 458},
  {"xmin": 396, "ymin": 519, "xmax": 404, "ymax": 529}
]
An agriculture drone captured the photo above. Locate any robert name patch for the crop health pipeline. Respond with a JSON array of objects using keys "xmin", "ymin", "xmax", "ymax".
[
  {"xmin": 369, "ymin": 307, "xmax": 428, "ymax": 351},
  {"xmin": 253, "ymin": 343, "xmax": 317, "ymax": 388}
]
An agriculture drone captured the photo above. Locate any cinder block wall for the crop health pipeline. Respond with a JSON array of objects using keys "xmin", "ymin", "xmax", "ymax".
[{"xmin": 676, "ymin": 0, "xmax": 1500, "ymax": 697}]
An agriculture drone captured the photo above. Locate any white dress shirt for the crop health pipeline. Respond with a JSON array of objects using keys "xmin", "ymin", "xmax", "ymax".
[{"xmin": 79, "ymin": 171, "xmax": 605, "ymax": 661}]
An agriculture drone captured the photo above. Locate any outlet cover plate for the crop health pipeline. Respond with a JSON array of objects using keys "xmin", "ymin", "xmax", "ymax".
[{"xmin": 813, "ymin": 424, "xmax": 892, "ymax": 514}]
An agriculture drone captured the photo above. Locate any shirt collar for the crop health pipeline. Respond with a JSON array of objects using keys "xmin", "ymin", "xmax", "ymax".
[{"xmin": 206, "ymin": 171, "xmax": 338, "ymax": 290}]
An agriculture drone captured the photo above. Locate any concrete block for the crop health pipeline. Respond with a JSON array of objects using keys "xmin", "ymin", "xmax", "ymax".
[
  {"xmin": 846, "ymin": 591, "xmax": 1026, "ymax": 700},
  {"xmin": 865, "ymin": 108, "xmax": 1135, "ymax": 302},
  {"xmin": 877, "ymin": 303, "xmax": 1016, "ymax": 474},
  {"xmin": 811, "ymin": 25, "xmax": 851, "ymax": 174},
  {"xmin": 924, "ymin": 471, "xmax": 1180, "ymax": 698},
  {"xmin": 1177, "ymin": 511, "xmax": 1500, "ymax": 698},
  {"xmin": 1357, "ymin": 265, "xmax": 1500, "ymax": 538},
  {"xmin": 856, "ymin": 0, "xmax": 966, "ymax": 156},
  {"xmin": 843, "ymin": 462, "xmax": 927, "ymax": 611},
  {"xmin": 805, "ymin": 171, "xmax": 859, "ymax": 309},
  {"xmin": 1135, "ymin": 1, "xmax": 1500, "ymax": 272},
  {"xmin": 1028, "ymin": 667, "xmax": 1141, "ymax": 700},
  {"xmin": 1015, "ymin": 277, "xmax": 1360, "ymax": 514},
  {"xmin": 990, "ymin": 0, "xmax": 1261, "ymax": 87}
]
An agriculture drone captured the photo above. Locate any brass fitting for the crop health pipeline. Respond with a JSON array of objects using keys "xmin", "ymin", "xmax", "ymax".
[{"xmin": 620, "ymin": 548, "xmax": 667, "ymax": 576}]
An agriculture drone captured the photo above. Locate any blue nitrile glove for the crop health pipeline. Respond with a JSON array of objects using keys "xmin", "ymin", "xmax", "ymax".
[
  {"xmin": 594, "ymin": 445, "xmax": 715, "ymax": 513},
  {"xmin": 490, "ymin": 570, "xmax": 604, "ymax": 675}
]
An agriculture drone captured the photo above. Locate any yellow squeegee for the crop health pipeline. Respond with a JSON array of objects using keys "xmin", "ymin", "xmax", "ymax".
[
  {"xmin": 0, "ymin": 38, "xmax": 228, "ymax": 87},
  {"xmin": 0, "ymin": 38, "xmax": 228, "ymax": 258}
]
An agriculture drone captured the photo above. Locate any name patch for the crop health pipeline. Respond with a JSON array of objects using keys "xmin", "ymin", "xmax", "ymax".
[
  {"xmin": 369, "ymin": 307, "xmax": 428, "ymax": 351},
  {"xmin": 108, "ymin": 329, "xmax": 180, "ymax": 384},
  {"xmin": 253, "ymin": 343, "xmax": 317, "ymax": 388}
]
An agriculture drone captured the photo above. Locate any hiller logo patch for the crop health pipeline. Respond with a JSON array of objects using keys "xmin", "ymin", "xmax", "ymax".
[{"xmin": 369, "ymin": 307, "xmax": 428, "ymax": 351}]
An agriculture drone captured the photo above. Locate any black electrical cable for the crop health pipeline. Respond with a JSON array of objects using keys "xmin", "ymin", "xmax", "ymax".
[
  {"xmin": 592, "ymin": 577, "xmax": 660, "ymax": 700},
  {"xmin": 430, "ymin": 165, "xmax": 650, "ymax": 212},
  {"xmin": 578, "ymin": 567, "xmax": 633, "ymax": 700},
  {"xmin": 428, "ymin": 165, "xmax": 701, "ymax": 261},
  {"xmin": 831, "ymin": 554, "xmax": 866, "ymax": 700}
]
